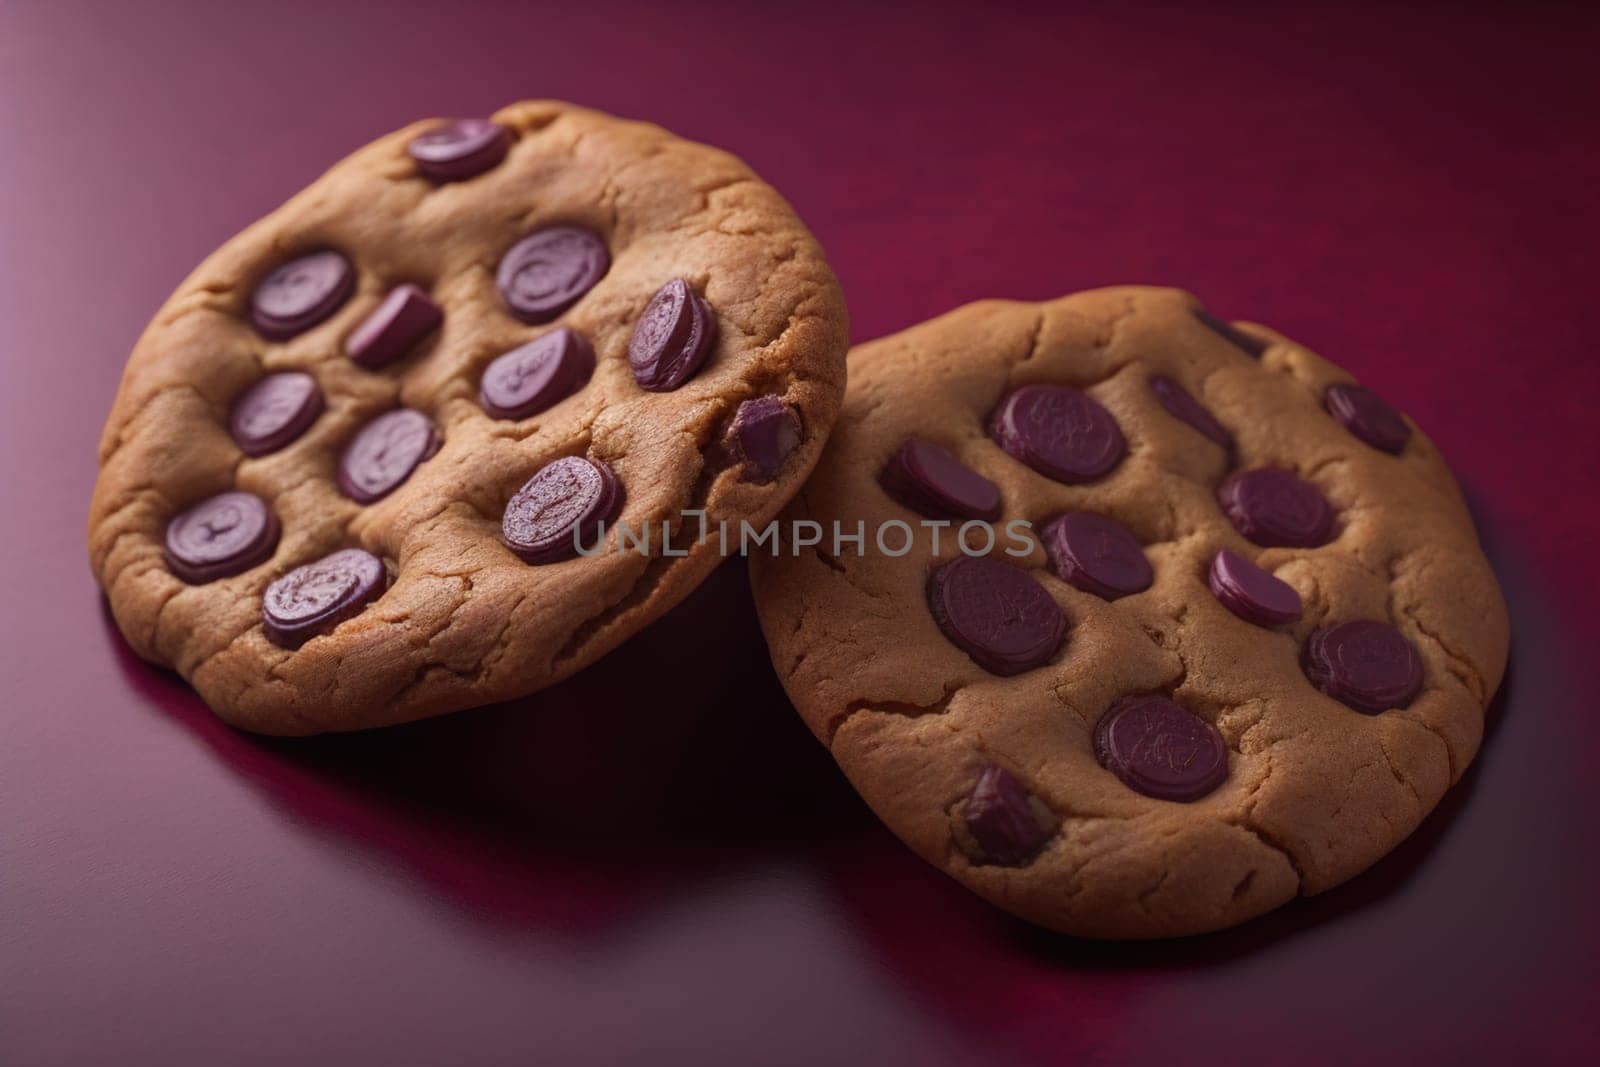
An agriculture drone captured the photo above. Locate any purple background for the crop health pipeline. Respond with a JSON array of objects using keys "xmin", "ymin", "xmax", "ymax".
[{"xmin": 4, "ymin": 2, "xmax": 1598, "ymax": 1064}]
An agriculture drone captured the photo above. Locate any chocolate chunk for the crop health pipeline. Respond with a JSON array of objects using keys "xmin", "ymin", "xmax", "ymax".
[
  {"xmin": 496, "ymin": 226, "xmax": 609, "ymax": 324},
  {"xmin": 1192, "ymin": 308, "xmax": 1269, "ymax": 358},
  {"xmin": 1302, "ymin": 620, "xmax": 1424, "ymax": 713},
  {"xmin": 1093, "ymin": 694, "xmax": 1228, "ymax": 802},
  {"xmin": 880, "ymin": 438, "xmax": 1001, "ymax": 521},
  {"xmin": 1325, "ymin": 383, "xmax": 1412, "ymax": 455},
  {"xmin": 1208, "ymin": 548, "xmax": 1302, "ymax": 627},
  {"xmin": 1149, "ymin": 374, "xmax": 1231, "ymax": 449},
  {"xmin": 1042, "ymin": 512, "xmax": 1152, "ymax": 601},
  {"xmin": 628, "ymin": 278, "xmax": 717, "ymax": 391},
  {"xmin": 262, "ymin": 548, "xmax": 388, "ymax": 649},
  {"xmin": 164, "ymin": 491, "xmax": 279, "ymax": 584},
  {"xmin": 988, "ymin": 385, "xmax": 1125, "ymax": 484},
  {"xmin": 963, "ymin": 765, "xmax": 1056, "ymax": 866},
  {"xmin": 229, "ymin": 372, "xmax": 323, "ymax": 457},
  {"xmin": 345, "ymin": 284, "xmax": 442, "ymax": 369},
  {"xmin": 251, "ymin": 250, "xmax": 354, "ymax": 339},
  {"xmin": 1217, "ymin": 468, "xmax": 1334, "ymax": 548},
  {"xmin": 501, "ymin": 456, "xmax": 624, "ymax": 564},
  {"xmin": 337, "ymin": 409, "xmax": 441, "ymax": 504},
  {"xmin": 407, "ymin": 119, "xmax": 511, "ymax": 182},
  {"xmin": 726, "ymin": 395, "xmax": 801, "ymax": 479},
  {"xmin": 479, "ymin": 328, "xmax": 595, "ymax": 420},
  {"xmin": 927, "ymin": 556, "xmax": 1066, "ymax": 676}
]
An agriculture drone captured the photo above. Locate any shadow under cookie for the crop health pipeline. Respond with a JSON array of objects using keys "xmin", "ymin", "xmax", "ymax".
[{"xmin": 103, "ymin": 560, "xmax": 872, "ymax": 935}]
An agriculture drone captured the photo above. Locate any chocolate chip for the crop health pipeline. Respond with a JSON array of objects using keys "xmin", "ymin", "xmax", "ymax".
[
  {"xmin": 1208, "ymin": 548, "xmax": 1302, "ymax": 627},
  {"xmin": 501, "ymin": 456, "xmax": 624, "ymax": 564},
  {"xmin": 337, "ymin": 409, "xmax": 441, "ymax": 504},
  {"xmin": 164, "ymin": 491, "xmax": 279, "ymax": 584},
  {"xmin": 963, "ymin": 765, "xmax": 1056, "ymax": 866},
  {"xmin": 407, "ymin": 119, "xmax": 511, "ymax": 182},
  {"xmin": 1302, "ymin": 620, "xmax": 1423, "ymax": 713},
  {"xmin": 1192, "ymin": 308, "xmax": 1269, "ymax": 358},
  {"xmin": 1149, "ymin": 374, "xmax": 1231, "ymax": 449},
  {"xmin": 725, "ymin": 395, "xmax": 801, "ymax": 479},
  {"xmin": 1093, "ymin": 694, "xmax": 1228, "ymax": 802},
  {"xmin": 879, "ymin": 438, "xmax": 1001, "ymax": 521},
  {"xmin": 479, "ymin": 328, "xmax": 595, "ymax": 420},
  {"xmin": 1217, "ymin": 468, "xmax": 1334, "ymax": 548},
  {"xmin": 345, "ymin": 284, "xmax": 442, "ymax": 369},
  {"xmin": 251, "ymin": 250, "xmax": 354, "ymax": 340},
  {"xmin": 228, "ymin": 372, "xmax": 323, "ymax": 457},
  {"xmin": 927, "ymin": 556, "xmax": 1066, "ymax": 676},
  {"xmin": 988, "ymin": 385, "xmax": 1125, "ymax": 485},
  {"xmin": 1042, "ymin": 512, "xmax": 1152, "ymax": 601},
  {"xmin": 262, "ymin": 548, "xmax": 388, "ymax": 649},
  {"xmin": 1324, "ymin": 383, "xmax": 1412, "ymax": 455},
  {"xmin": 496, "ymin": 226, "xmax": 609, "ymax": 324},
  {"xmin": 628, "ymin": 278, "xmax": 717, "ymax": 392}
]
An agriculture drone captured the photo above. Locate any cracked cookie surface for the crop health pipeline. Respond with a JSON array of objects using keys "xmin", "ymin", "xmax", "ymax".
[
  {"xmin": 749, "ymin": 287, "xmax": 1507, "ymax": 938},
  {"xmin": 89, "ymin": 100, "xmax": 848, "ymax": 735}
]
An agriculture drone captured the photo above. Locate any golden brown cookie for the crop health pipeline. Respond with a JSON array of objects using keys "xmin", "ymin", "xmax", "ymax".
[
  {"xmin": 750, "ymin": 287, "xmax": 1507, "ymax": 939},
  {"xmin": 89, "ymin": 100, "xmax": 848, "ymax": 735}
]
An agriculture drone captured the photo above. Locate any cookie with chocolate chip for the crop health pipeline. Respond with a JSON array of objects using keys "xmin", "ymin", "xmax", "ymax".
[
  {"xmin": 89, "ymin": 100, "xmax": 848, "ymax": 734},
  {"xmin": 750, "ymin": 287, "xmax": 1507, "ymax": 938}
]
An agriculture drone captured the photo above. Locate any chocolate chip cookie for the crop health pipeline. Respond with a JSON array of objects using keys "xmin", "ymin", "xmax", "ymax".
[
  {"xmin": 89, "ymin": 100, "xmax": 848, "ymax": 735},
  {"xmin": 750, "ymin": 287, "xmax": 1508, "ymax": 938}
]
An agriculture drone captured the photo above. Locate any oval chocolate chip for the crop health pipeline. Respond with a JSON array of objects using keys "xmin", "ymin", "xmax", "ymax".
[
  {"xmin": 1325, "ymin": 383, "xmax": 1412, "ymax": 455},
  {"xmin": 1302, "ymin": 620, "xmax": 1423, "ymax": 714},
  {"xmin": 1217, "ymin": 468, "xmax": 1334, "ymax": 548},
  {"xmin": 345, "ymin": 284, "xmax": 443, "ymax": 369},
  {"xmin": 496, "ymin": 226, "xmax": 609, "ymax": 324},
  {"xmin": 164, "ymin": 491, "xmax": 280, "ymax": 584},
  {"xmin": 880, "ymin": 438, "xmax": 1001, "ymax": 522},
  {"xmin": 927, "ymin": 556, "xmax": 1066, "ymax": 676},
  {"xmin": 262, "ymin": 547, "xmax": 388, "ymax": 649},
  {"xmin": 963, "ymin": 765, "xmax": 1056, "ymax": 866},
  {"xmin": 988, "ymin": 385, "xmax": 1125, "ymax": 485},
  {"xmin": 1093, "ymin": 694, "xmax": 1228, "ymax": 802},
  {"xmin": 1042, "ymin": 512, "xmax": 1152, "ymax": 601},
  {"xmin": 1192, "ymin": 307, "xmax": 1269, "ymax": 358},
  {"xmin": 1149, "ymin": 374, "xmax": 1231, "ymax": 449},
  {"xmin": 628, "ymin": 278, "xmax": 717, "ymax": 392},
  {"xmin": 501, "ymin": 456, "xmax": 624, "ymax": 564},
  {"xmin": 726, "ymin": 395, "xmax": 801, "ymax": 479},
  {"xmin": 479, "ymin": 328, "xmax": 595, "ymax": 420},
  {"xmin": 251, "ymin": 250, "xmax": 355, "ymax": 340},
  {"xmin": 407, "ymin": 119, "xmax": 511, "ymax": 182},
  {"xmin": 337, "ymin": 409, "xmax": 441, "ymax": 504},
  {"xmin": 229, "ymin": 372, "xmax": 324, "ymax": 457},
  {"xmin": 1208, "ymin": 548, "xmax": 1302, "ymax": 627}
]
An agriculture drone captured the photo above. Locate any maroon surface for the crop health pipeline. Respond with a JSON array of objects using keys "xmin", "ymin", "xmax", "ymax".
[{"xmin": 4, "ymin": 2, "xmax": 1599, "ymax": 1064}]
